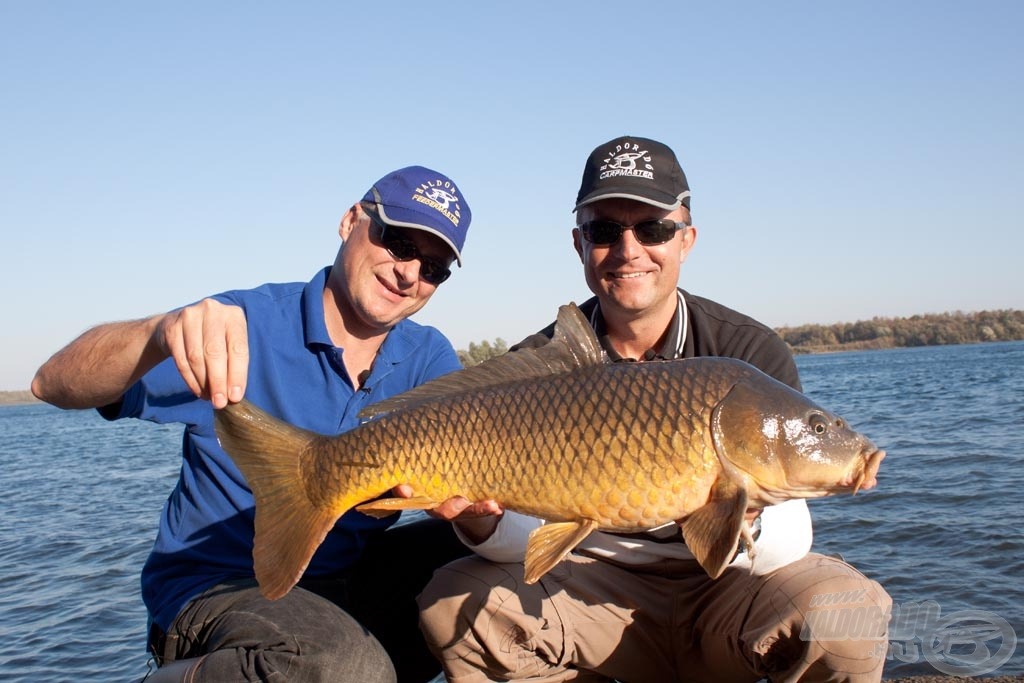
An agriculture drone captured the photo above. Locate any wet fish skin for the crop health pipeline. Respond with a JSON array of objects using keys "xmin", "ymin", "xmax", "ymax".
[{"xmin": 214, "ymin": 303, "xmax": 882, "ymax": 600}]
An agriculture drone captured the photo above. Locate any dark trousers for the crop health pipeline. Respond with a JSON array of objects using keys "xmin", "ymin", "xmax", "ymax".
[{"xmin": 149, "ymin": 517, "xmax": 470, "ymax": 682}]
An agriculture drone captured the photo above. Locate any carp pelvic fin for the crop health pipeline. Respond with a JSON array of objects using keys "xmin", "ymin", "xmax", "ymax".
[
  {"xmin": 680, "ymin": 477, "xmax": 748, "ymax": 579},
  {"xmin": 358, "ymin": 303, "xmax": 604, "ymax": 419},
  {"xmin": 356, "ymin": 496, "xmax": 441, "ymax": 518},
  {"xmin": 214, "ymin": 400, "xmax": 342, "ymax": 601},
  {"xmin": 523, "ymin": 519, "xmax": 599, "ymax": 584}
]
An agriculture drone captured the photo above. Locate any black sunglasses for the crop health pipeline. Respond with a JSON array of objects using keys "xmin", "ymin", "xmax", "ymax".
[
  {"xmin": 367, "ymin": 212, "xmax": 452, "ymax": 286},
  {"xmin": 578, "ymin": 219, "xmax": 687, "ymax": 246}
]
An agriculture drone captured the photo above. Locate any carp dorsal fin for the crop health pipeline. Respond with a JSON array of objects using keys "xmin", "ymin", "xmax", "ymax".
[
  {"xmin": 359, "ymin": 302, "xmax": 602, "ymax": 418},
  {"xmin": 679, "ymin": 476, "xmax": 748, "ymax": 579},
  {"xmin": 524, "ymin": 518, "xmax": 599, "ymax": 584}
]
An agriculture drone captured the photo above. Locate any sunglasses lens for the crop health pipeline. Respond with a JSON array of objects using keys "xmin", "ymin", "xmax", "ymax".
[
  {"xmin": 633, "ymin": 220, "xmax": 679, "ymax": 245},
  {"xmin": 420, "ymin": 261, "xmax": 451, "ymax": 286},
  {"xmin": 581, "ymin": 220, "xmax": 623, "ymax": 245},
  {"xmin": 377, "ymin": 220, "xmax": 451, "ymax": 285},
  {"xmin": 381, "ymin": 231, "xmax": 417, "ymax": 261}
]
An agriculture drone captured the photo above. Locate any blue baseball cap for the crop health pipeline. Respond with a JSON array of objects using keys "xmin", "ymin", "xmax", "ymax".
[{"xmin": 362, "ymin": 165, "xmax": 472, "ymax": 266}]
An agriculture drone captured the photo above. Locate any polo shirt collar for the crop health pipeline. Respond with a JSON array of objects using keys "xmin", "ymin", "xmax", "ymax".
[
  {"xmin": 300, "ymin": 265, "xmax": 421, "ymax": 370},
  {"xmin": 301, "ymin": 267, "xmax": 334, "ymax": 349},
  {"xmin": 589, "ymin": 289, "xmax": 689, "ymax": 361}
]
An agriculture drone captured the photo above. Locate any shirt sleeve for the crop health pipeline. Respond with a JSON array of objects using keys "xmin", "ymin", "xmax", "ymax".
[
  {"xmin": 730, "ymin": 499, "xmax": 812, "ymax": 574},
  {"xmin": 453, "ymin": 510, "xmax": 543, "ymax": 563}
]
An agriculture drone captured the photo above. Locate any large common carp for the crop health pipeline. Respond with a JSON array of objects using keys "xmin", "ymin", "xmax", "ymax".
[{"xmin": 215, "ymin": 303, "xmax": 884, "ymax": 600}]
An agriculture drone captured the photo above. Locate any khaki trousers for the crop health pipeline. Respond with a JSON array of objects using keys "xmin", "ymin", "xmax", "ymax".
[{"xmin": 418, "ymin": 553, "xmax": 890, "ymax": 683}]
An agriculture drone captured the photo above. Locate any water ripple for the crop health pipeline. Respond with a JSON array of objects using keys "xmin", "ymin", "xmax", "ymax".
[{"xmin": 2, "ymin": 341, "xmax": 1022, "ymax": 680}]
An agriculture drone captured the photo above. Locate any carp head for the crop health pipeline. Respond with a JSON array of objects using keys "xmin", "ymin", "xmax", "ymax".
[{"xmin": 711, "ymin": 372, "xmax": 884, "ymax": 507}]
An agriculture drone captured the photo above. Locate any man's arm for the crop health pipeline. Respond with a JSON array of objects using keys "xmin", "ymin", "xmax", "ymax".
[{"xmin": 32, "ymin": 298, "xmax": 249, "ymax": 410}]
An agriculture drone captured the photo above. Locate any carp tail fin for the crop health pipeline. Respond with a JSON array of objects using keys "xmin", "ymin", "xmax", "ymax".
[{"xmin": 214, "ymin": 399, "xmax": 341, "ymax": 600}]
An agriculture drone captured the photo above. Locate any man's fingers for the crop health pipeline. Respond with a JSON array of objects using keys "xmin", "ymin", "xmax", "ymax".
[
  {"xmin": 158, "ymin": 300, "xmax": 248, "ymax": 408},
  {"xmin": 225, "ymin": 311, "xmax": 249, "ymax": 404},
  {"xmin": 201, "ymin": 309, "xmax": 231, "ymax": 408},
  {"xmin": 435, "ymin": 498, "xmax": 502, "ymax": 521},
  {"xmin": 161, "ymin": 311, "xmax": 203, "ymax": 399},
  {"xmin": 392, "ymin": 484, "xmax": 415, "ymax": 498},
  {"xmin": 430, "ymin": 497, "xmax": 472, "ymax": 521},
  {"xmin": 168, "ymin": 338, "xmax": 203, "ymax": 399},
  {"xmin": 388, "ymin": 488, "xmax": 503, "ymax": 522}
]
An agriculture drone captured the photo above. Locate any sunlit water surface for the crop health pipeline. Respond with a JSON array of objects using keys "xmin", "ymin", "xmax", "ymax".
[{"xmin": 1, "ymin": 342, "xmax": 1021, "ymax": 680}]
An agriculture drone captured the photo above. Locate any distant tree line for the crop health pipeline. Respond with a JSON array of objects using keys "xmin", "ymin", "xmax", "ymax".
[
  {"xmin": 456, "ymin": 310, "xmax": 1024, "ymax": 364},
  {"xmin": 457, "ymin": 338, "xmax": 509, "ymax": 367},
  {"xmin": 777, "ymin": 309, "xmax": 1024, "ymax": 354}
]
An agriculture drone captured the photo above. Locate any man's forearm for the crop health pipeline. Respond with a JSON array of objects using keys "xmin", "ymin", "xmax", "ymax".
[{"xmin": 32, "ymin": 315, "xmax": 167, "ymax": 409}]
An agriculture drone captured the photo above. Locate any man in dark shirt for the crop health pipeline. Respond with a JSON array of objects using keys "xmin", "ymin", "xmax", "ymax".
[{"xmin": 416, "ymin": 136, "xmax": 891, "ymax": 682}]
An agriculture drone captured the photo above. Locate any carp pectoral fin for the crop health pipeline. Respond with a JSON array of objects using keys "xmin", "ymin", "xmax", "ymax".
[
  {"xmin": 523, "ymin": 519, "xmax": 599, "ymax": 584},
  {"xmin": 355, "ymin": 496, "xmax": 441, "ymax": 518},
  {"xmin": 680, "ymin": 479, "xmax": 748, "ymax": 580}
]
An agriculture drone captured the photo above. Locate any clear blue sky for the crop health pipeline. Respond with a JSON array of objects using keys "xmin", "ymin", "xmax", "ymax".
[{"xmin": 2, "ymin": 1, "xmax": 1022, "ymax": 390}]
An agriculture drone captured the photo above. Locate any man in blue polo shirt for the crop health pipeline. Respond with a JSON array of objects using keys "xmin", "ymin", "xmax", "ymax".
[{"xmin": 32, "ymin": 166, "xmax": 474, "ymax": 682}]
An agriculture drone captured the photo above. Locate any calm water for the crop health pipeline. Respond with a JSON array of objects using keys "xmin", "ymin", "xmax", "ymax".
[{"xmin": 1, "ymin": 342, "xmax": 1021, "ymax": 681}]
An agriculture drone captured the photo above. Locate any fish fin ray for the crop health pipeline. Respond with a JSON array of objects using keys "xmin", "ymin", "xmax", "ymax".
[
  {"xmin": 740, "ymin": 520, "xmax": 758, "ymax": 572},
  {"xmin": 680, "ymin": 478, "xmax": 748, "ymax": 579},
  {"xmin": 359, "ymin": 303, "xmax": 603, "ymax": 418},
  {"xmin": 356, "ymin": 496, "xmax": 441, "ymax": 518},
  {"xmin": 523, "ymin": 519, "xmax": 599, "ymax": 584},
  {"xmin": 214, "ymin": 400, "xmax": 349, "ymax": 600}
]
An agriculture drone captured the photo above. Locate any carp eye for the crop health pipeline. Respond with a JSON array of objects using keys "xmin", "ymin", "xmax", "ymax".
[{"xmin": 809, "ymin": 413, "xmax": 829, "ymax": 435}]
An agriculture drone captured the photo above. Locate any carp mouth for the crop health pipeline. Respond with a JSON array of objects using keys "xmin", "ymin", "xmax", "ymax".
[
  {"xmin": 841, "ymin": 448, "xmax": 886, "ymax": 494},
  {"xmin": 717, "ymin": 446, "xmax": 886, "ymax": 506}
]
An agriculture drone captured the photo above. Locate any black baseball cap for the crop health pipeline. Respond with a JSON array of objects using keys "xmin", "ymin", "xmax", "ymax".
[{"xmin": 574, "ymin": 135, "xmax": 690, "ymax": 212}]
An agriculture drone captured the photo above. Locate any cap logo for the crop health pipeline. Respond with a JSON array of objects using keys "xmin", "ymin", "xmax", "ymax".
[
  {"xmin": 600, "ymin": 143, "xmax": 654, "ymax": 181},
  {"xmin": 413, "ymin": 179, "xmax": 464, "ymax": 226}
]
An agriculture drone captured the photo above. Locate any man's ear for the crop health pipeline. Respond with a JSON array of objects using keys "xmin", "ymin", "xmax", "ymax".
[
  {"xmin": 572, "ymin": 227, "xmax": 585, "ymax": 264},
  {"xmin": 339, "ymin": 204, "xmax": 362, "ymax": 240},
  {"xmin": 679, "ymin": 225, "xmax": 698, "ymax": 263}
]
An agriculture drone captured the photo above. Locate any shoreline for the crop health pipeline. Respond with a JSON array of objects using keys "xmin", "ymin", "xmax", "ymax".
[
  {"xmin": 5, "ymin": 338, "xmax": 1022, "ymax": 403},
  {"xmin": 0, "ymin": 391, "xmax": 40, "ymax": 406}
]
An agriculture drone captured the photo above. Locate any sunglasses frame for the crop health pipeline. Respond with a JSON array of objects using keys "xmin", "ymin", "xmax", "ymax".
[
  {"xmin": 366, "ymin": 211, "xmax": 452, "ymax": 286},
  {"xmin": 578, "ymin": 218, "xmax": 688, "ymax": 246}
]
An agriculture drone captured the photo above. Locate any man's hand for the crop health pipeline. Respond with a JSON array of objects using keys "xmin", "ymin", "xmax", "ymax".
[
  {"xmin": 156, "ymin": 298, "xmax": 249, "ymax": 409},
  {"xmin": 392, "ymin": 485, "xmax": 504, "ymax": 545}
]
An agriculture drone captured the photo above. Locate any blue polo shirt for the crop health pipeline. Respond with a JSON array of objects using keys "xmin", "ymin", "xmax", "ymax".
[{"xmin": 102, "ymin": 267, "xmax": 461, "ymax": 631}]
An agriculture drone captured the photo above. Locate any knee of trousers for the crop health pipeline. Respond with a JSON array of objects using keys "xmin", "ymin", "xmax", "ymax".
[
  {"xmin": 183, "ymin": 585, "xmax": 397, "ymax": 683},
  {"xmin": 306, "ymin": 621, "xmax": 397, "ymax": 683},
  {"xmin": 758, "ymin": 555, "xmax": 893, "ymax": 671},
  {"xmin": 418, "ymin": 556, "xmax": 521, "ymax": 650},
  {"xmin": 417, "ymin": 556, "xmax": 566, "ymax": 673}
]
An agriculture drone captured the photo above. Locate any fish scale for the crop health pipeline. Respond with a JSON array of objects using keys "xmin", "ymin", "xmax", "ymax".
[
  {"xmin": 323, "ymin": 362, "xmax": 723, "ymax": 531},
  {"xmin": 214, "ymin": 303, "xmax": 882, "ymax": 600}
]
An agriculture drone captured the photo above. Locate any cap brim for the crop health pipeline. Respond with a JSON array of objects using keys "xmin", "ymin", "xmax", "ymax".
[
  {"xmin": 573, "ymin": 188, "xmax": 689, "ymax": 213},
  {"xmin": 376, "ymin": 203, "xmax": 463, "ymax": 266}
]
